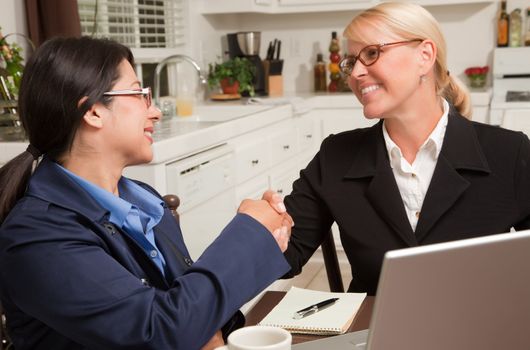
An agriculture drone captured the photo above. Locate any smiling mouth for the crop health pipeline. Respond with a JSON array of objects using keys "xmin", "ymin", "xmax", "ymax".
[{"xmin": 361, "ymin": 84, "xmax": 381, "ymax": 95}]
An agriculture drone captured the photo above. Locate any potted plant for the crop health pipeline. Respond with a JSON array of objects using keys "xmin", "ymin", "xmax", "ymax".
[
  {"xmin": 0, "ymin": 34, "xmax": 24, "ymax": 102},
  {"xmin": 208, "ymin": 57, "xmax": 255, "ymax": 96},
  {"xmin": 464, "ymin": 65, "xmax": 489, "ymax": 89}
]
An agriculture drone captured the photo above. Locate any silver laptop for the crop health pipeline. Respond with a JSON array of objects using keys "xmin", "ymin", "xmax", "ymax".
[{"xmin": 294, "ymin": 229, "xmax": 530, "ymax": 350}]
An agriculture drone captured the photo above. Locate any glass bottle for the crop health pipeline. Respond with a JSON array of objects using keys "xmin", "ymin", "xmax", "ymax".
[
  {"xmin": 509, "ymin": 8, "xmax": 522, "ymax": 47},
  {"xmin": 497, "ymin": 1, "xmax": 509, "ymax": 47},
  {"xmin": 525, "ymin": 8, "xmax": 530, "ymax": 46},
  {"xmin": 314, "ymin": 53, "xmax": 327, "ymax": 92},
  {"xmin": 328, "ymin": 31, "xmax": 343, "ymax": 93}
]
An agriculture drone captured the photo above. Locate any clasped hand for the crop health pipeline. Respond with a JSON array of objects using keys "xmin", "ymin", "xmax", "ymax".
[
  {"xmin": 201, "ymin": 191, "xmax": 292, "ymax": 350},
  {"xmin": 237, "ymin": 190, "xmax": 293, "ymax": 252}
]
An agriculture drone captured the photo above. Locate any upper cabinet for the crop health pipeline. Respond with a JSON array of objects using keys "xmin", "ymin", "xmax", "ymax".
[
  {"xmin": 199, "ymin": 0, "xmax": 493, "ymax": 14},
  {"xmin": 199, "ymin": 0, "xmax": 374, "ymax": 14}
]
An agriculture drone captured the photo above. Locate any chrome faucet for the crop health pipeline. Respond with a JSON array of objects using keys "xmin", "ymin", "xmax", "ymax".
[{"xmin": 153, "ymin": 54, "xmax": 208, "ymax": 107}]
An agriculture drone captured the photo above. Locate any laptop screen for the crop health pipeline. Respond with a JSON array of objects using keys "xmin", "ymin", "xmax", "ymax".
[{"xmin": 367, "ymin": 230, "xmax": 530, "ymax": 350}]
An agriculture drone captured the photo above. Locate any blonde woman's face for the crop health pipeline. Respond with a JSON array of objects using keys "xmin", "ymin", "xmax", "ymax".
[{"xmin": 345, "ymin": 28, "xmax": 425, "ymax": 119}]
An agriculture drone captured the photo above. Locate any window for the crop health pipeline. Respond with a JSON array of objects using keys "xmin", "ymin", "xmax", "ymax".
[
  {"xmin": 78, "ymin": 0, "xmax": 186, "ymax": 50},
  {"xmin": 78, "ymin": 0, "xmax": 187, "ymax": 89}
]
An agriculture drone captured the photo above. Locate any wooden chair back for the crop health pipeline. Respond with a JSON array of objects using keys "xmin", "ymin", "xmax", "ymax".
[{"xmin": 0, "ymin": 302, "xmax": 8, "ymax": 350}]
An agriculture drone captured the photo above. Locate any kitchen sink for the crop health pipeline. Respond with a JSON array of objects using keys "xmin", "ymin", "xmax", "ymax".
[{"xmin": 171, "ymin": 104, "xmax": 273, "ymax": 123}]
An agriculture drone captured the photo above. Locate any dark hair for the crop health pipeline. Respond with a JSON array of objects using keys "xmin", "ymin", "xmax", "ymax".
[{"xmin": 0, "ymin": 37, "xmax": 133, "ymax": 223}]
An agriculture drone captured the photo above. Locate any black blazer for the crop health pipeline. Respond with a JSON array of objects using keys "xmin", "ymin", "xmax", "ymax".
[{"xmin": 284, "ymin": 108, "xmax": 530, "ymax": 295}]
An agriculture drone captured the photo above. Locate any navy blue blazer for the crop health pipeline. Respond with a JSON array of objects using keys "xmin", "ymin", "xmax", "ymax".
[
  {"xmin": 284, "ymin": 109, "xmax": 530, "ymax": 295},
  {"xmin": 0, "ymin": 159, "xmax": 290, "ymax": 350}
]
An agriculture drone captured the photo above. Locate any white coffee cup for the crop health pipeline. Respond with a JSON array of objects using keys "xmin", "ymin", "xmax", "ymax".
[{"xmin": 215, "ymin": 325, "xmax": 292, "ymax": 350}]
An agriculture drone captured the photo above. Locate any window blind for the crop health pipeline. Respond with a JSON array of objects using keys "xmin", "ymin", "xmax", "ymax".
[{"xmin": 78, "ymin": 0, "xmax": 186, "ymax": 48}]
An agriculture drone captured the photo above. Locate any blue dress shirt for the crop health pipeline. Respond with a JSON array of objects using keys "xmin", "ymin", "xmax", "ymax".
[{"xmin": 57, "ymin": 164, "xmax": 167, "ymax": 275}]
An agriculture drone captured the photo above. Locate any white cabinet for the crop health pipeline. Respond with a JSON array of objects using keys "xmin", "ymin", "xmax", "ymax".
[
  {"xmin": 230, "ymin": 116, "xmax": 313, "ymax": 200},
  {"xmin": 500, "ymin": 109, "xmax": 530, "ymax": 137},
  {"xmin": 199, "ymin": 0, "xmax": 374, "ymax": 14},
  {"xmin": 318, "ymin": 108, "xmax": 376, "ymax": 139},
  {"xmin": 165, "ymin": 145, "xmax": 238, "ymax": 260},
  {"xmin": 199, "ymin": 0, "xmax": 493, "ymax": 14},
  {"xmin": 236, "ymin": 175, "xmax": 270, "ymax": 202},
  {"xmin": 199, "ymin": 0, "xmax": 274, "ymax": 14},
  {"xmin": 470, "ymin": 89, "xmax": 491, "ymax": 124},
  {"xmin": 269, "ymin": 161, "xmax": 299, "ymax": 197},
  {"xmin": 295, "ymin": 114, "xmax": 319, "ymax": 155},
  {"xmin": 232, "ymin": 134, "xmax": 271, "ymax": 185},
  {"xmin": 269, "ymin": 124, "xmax": 299, "ymax": 164}
]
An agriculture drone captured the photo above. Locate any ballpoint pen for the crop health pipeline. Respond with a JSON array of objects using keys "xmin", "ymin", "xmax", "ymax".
[{"xmin": 292, "ymin": 297, "xmax": 339, "ymax": 319}]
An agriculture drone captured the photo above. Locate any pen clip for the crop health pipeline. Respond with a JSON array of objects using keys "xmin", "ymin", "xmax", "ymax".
[
  {"xmin": 292, "ymin": 297, "xmax": 339, "ymax": 320},
  {"xmin": 293, "ymin": 306, "xmax": 318, "ymax": 320}
]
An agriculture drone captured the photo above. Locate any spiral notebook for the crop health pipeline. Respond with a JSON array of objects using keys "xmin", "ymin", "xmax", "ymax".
[{"xmin": 258, "ymin": 287, "xmax": 366, "ymax": 335}]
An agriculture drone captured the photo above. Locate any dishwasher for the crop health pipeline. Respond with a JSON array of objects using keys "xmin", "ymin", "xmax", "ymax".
[{"xmin": 166, "ymin": 144, "xmax": 237, "ymax": 260}]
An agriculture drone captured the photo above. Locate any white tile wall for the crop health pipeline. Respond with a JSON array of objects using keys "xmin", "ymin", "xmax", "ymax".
[
  {"xmin": 191, "ymin": 2, "xmax": 505, "ymax": 93},
  {"xmin": 2, "ymin": 1, "xmax": 526, "ymax": 94}
]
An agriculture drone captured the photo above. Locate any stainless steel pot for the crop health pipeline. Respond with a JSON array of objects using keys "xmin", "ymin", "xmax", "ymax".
[{"xmin": 236, "ymin": 31, "xmax": 261, "ymax": 56}]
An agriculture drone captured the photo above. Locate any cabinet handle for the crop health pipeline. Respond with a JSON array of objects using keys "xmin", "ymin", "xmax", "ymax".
[
  {"xmin": 251, "ymin": 159, "xmax": 259, "ymax": 165},
  {"xmin": 277, "ymin": 189, "xmax": 283, "ymax": 194},
  {"xmin": 283, "ymin": 145, "xmax": 290, "ymax": 150},
  {"xmin": 305, "ymin": 134, "xmax": 313, "ymax": 139}
]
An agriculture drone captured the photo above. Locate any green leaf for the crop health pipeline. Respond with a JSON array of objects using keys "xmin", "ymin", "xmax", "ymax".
[{"xmin": 208, "ymin": 57, "xmax": 255, "ymax": 95}]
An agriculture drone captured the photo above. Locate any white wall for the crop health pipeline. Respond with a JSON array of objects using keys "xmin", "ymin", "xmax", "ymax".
[
  {"xmin": 2, "ymin": 1, "xmax": 528, "ymax": 93},
  {"xmin": 194, "ymin": 2, "xmax": 504, "ymax": 93},
  {"xmin": 0, "ymin": 0, "xmax": 29, "ymax": 56}
]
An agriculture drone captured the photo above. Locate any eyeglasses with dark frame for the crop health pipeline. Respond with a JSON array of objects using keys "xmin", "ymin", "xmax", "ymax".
[
  {"xmin": 338, "ymin": 39, "xmax": 423, "ymax": 76},
  {"xmin": 103, "ymin": 87, "xmax": 152, "ymax": 108}
]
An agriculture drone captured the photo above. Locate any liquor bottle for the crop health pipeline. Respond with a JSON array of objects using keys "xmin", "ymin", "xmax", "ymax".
[
  {"xmin": 524, "ymin": 7, "xmax": 530, "ymax": 46},
  {"xmin": 509, "ymin": 8, "xmax": 522, "ymax": 47},
  {"xmin": 328, "ymin": 31, "xmax": 343, "ymax": 93},
  {"xmin": 314, "ymin": 53, "xmax": 327, "ymax": 92},
  {"xmin": 497, "ymin": 1, "xmax": 509, "ymax": 47}
]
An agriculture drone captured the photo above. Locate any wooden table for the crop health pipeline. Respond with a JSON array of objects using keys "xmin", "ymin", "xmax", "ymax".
[{"xmin": 245, "ymin": 291, "xmax": 375, "ymax": 344}]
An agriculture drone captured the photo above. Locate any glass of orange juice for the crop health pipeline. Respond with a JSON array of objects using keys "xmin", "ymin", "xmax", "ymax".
[
  {"xmin": 176, "ymin": 84, "xmax": 194, "ymax": 117},
  {"xmin": 176, "ymin": 97, "xmax": 194, "ymax": 117}
]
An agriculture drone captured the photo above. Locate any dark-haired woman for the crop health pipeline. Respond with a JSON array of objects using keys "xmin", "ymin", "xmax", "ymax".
[{"xmin": 0, "ymin": 37, "xmax": 292, "ymax": 350}]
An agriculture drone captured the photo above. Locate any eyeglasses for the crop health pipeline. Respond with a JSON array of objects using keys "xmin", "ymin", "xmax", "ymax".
[
  {"xmin": 338, "ymin": 39, "xmax": 423, "ymax": 76},
  {"xmin": 103, "ymin": 87, "xmax": 152, "ymax": 108}
]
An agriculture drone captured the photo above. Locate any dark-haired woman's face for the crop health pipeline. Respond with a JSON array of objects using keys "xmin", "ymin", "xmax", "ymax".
[{"xmin": 101, "ymin": 60, "xmax": 161, "ymax": 167}]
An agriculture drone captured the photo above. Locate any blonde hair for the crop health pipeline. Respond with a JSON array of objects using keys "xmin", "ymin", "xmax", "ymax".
[{"xmin": 343, "ymin": 2, "xmax": 471, "ymax": 118}]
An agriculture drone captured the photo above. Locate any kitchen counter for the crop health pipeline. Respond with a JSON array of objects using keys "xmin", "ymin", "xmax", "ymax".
[
  {"xmin": 150, "ymin": 103, "xmax": 291, "ymax": 163},
  {"xmin": 0, "ymin": 90, "xmax": 492, "ymax": 165}
]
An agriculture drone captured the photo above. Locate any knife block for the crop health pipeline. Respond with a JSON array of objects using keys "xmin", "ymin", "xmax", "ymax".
[
  {"xmin": 268, "ymin": 75, "xmax": 283, "ymax": 97},
  {"xmin": 263, "ymin": 59, "xmax": 284, "ymax": 96}
]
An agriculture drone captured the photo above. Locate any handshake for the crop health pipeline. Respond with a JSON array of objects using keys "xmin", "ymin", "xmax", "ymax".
[{"xmin": 237, "ymin": 190, "xmax": 293, "ymax": 252}]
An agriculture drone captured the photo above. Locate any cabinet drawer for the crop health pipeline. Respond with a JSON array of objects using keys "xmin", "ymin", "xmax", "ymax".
[
  {"xmin": 269, "ymin": 162, "xmax": 300, "ymax": 197},
  {"xmin": 235, "ymin": 175, "xmax": 270, "ymax": 203},
  {"xmin": 234, "ymin": 138, "xmax": 271, "ymax": 184},
  {"xmin": 269, "ymin": 127, "xmax": 298, "ymax": 163},
  {"xmin": 297, "ymin": 117, "xmax": 318, "ymax": 152}
]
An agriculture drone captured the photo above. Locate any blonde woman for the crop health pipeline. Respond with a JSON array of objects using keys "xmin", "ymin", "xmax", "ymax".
[{"xmin": 283, "ymin": 2, "xmax": 530, "ymax": 295}]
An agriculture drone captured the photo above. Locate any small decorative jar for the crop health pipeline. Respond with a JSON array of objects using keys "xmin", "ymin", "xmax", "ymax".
[{"xmin": 464, "ymin": 66, "xmax": 489, "ymax": 89}]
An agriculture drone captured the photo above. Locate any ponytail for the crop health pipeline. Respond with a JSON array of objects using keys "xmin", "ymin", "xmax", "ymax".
[
  {"xmin": 439, "ymin": 73, "xmax": 472, "ymax": 119},
  {"xmin": 0, "ymin": 150, "xmax": 36, "ymax": 223}
]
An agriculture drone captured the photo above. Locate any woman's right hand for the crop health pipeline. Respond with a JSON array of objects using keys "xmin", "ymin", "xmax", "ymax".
[{"xmin": 237, "ymin": 190, "xmax": 292, "ymax": 252}]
